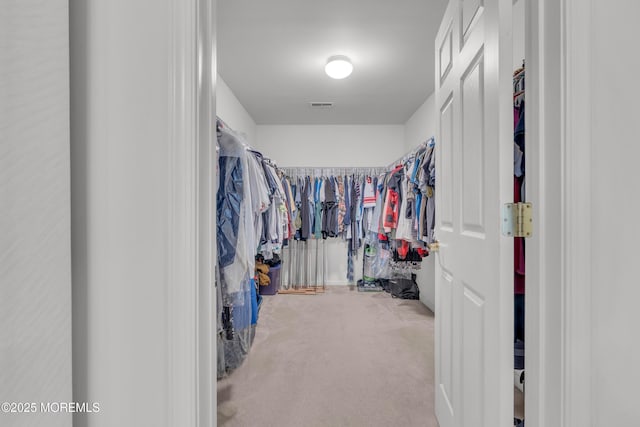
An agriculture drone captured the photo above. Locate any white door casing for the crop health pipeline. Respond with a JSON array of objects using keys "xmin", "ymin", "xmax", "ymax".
[
  {"xmin": 434, "ymin": 0, "xmax": 513, "ymax": 426},
  {"xmin": 69, "ymin": 0, "xmax": 216, "ymax": 426}
]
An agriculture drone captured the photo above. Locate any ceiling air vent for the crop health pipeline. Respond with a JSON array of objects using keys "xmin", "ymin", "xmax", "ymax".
[{"xmin": 309, "ymin": 102, "xmax": 334, "ymax": 109}]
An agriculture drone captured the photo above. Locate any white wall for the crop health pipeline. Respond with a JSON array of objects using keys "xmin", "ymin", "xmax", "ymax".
[
  {"xmin": 256, "ymin": 125, "xmax": 404, "ymax": 167},
  {"xmin": 404, "ymin": 93, "xmax": 436, "ymax": 152},
  {"xmin": 403, "ymin": 94, "xmax": 437, "ymax": 312},
  {"xmin": 1, "ymin": 2, "xmax": 73, "ymax": 426},
  {"xmin": 590, "ymin": 2, "xmax": 640, "ymax": 424},
  {"xmin": 217, "ymin": 76, "xmax": 257, "ymax": 143}
]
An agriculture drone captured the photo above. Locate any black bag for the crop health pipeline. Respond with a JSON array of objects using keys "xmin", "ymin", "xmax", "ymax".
[
  {"xmin": 389, "ymin": 274, "xmax": 419, "ymax": 300},
  {"xmin": 265, "ymin": 253, "xmax": 281, "ymax": 267}
]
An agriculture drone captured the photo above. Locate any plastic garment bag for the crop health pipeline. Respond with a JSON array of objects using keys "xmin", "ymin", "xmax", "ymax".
[
  {"xmin": 363, "ymin": 235, "xmax": 391, "ymax": 281},
  {"xmin": 217, "ymin": 127, "xmax": 255, "ymax": 303},
  {"xmin": 217, "ymin": 126, "xmax": 256, "ymax": 378}
]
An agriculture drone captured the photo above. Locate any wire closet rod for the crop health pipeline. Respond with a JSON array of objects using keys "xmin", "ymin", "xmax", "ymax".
[
  {"xmin": 280, "ymin": 166, "xmax": 387, "ymax": 170},
  {"xmin": 281, "ymin": 166, "xmax": 387, "ymax": 177},
  {"xmin": 387, "ymin": 137, "xmax": 434, "ymax": 170}
]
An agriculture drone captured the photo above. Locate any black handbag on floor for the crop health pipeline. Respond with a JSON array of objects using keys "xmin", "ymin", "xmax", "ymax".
[{"xmin": 389, "ymin": 274, "xmax": 419, "ymax": 300}]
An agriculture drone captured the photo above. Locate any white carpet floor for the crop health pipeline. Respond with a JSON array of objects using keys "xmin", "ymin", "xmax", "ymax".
[{"xmin": 217, "ymin": 286, "xmax": 438, "ymax": 427}]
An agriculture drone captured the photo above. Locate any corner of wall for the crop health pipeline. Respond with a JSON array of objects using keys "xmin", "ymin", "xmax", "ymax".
[
  {"xmin": 404, "ymin": 92, "xmax": 436, "ymax": 152},
  {"xmin": 216, "ymin": 75, "xmax": 257, "ymax": 144}
]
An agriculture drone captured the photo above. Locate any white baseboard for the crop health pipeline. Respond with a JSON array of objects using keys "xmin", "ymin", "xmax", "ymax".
[{"xmin": 322, "ymin": 281, "xmax": 352, "ymax": 286}]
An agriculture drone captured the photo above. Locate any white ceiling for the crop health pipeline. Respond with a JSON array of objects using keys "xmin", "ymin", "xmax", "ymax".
[{"xmin": 217, "ymin": 0, "xmax": 448, "ymax": 125}]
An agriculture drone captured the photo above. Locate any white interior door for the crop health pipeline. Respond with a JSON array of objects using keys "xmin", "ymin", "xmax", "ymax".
[{"xmin": 434, "ymin": 0, "xmax": 513, "ymax": 426}]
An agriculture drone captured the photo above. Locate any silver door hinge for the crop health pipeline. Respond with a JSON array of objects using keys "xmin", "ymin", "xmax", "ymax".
[{"xmin": 502, "ymin": 202, "xmax": 533, "ymax": 238}]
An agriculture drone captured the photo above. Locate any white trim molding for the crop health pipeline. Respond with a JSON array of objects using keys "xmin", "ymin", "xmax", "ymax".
[
  {"xmin": 524, "ymin": 0, "xmax": 546, "ymax": 424},
  {"xmin": 561, "ymin": 0, "xmax": 593, "ymax": 425},
  {"xmin": 525, "ymin": 0, "xmax": 565, "ymax": 425},
  {"xmin": 168, "ymin": 0, "xmax": 216, "ymax": 426}
]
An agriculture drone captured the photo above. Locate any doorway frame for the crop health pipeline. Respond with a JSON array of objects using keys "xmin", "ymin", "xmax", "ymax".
[
  {"xmin": 558, "ymin": 0, "xmax": 594, "ymax": 425},
  {"xmin": 525, "ymin": 0, "xmax": 593, "ymax": 425},
  {"xmin": 175, "ymin": 0, "xmax": 593, "ymax": 425},
  {"xmin": 168, "ymin": 0, "xmax": 217, "ymax": 426},
  {"xmin": 524, "ymin": 0, "xmax": 560, "ymax": 424}
]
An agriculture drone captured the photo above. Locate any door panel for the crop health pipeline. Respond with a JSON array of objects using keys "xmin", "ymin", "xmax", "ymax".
[
  {"xmin": 461, "ymin": 50, "xmax": 485, "ymax": 233},
  {"xmin": 440, "ymin": 22, "xmax": 454, "ymax": 83},
  {"xmin": 434, "ymin": 0, "xmax": 512, "ymax": 426},
  {"xmin": 440, "ymin": 94, "xmax": 455, "ymax": 229},
  {"xmin": 462, "ymin": 285, "xmax": 485, "ymax": 426},
  {"xmin": 462, "ymin": 0, "xmax": 484, "ymax": 39},
  {"xmin": 439, "ymin": 270, "xmax": 455, "ymax": 412}
]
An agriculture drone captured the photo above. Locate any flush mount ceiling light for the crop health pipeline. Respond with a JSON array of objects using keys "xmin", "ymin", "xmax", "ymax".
[{"xmin": 325, "ymin": 55, "xmax": 353, "ymax": 79}]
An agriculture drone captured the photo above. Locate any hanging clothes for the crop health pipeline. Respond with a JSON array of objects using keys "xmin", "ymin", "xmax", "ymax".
[
  {"xmin": 217, "ymin": 123, "xmax": 257, "ymax": 378},
  {"xmin": 300, "ymin": 176, "xmax": 313, "ymax": 240},
  {"xmin": 276, "ymin": 168, "xmax": 386, "ymax": 289},
  {"xmin": 247, "ymin": 151, "xmax": 272, "ymax": 251},
  {"xmin": 362, "ymin": 176, "xmax": 376, "ymax": 208},
  {"xmin": 369, "ymin": 175, "xmax": 385, "ymax": 235},
  {"xmin": 513, "ymin": 68, "xmax": 526, "ymax": 298},
  {"xmin": 363, "ymin": 138, "xmax": 435, "ymax": 289},
  {"xmin": 396, "ymin": 163, "xmax": 415, "ymax": 242},
  {"xmin": 312, "ymin": 177, "xmax": 322, "ymax": 238},
  {"xmin": 383, "ymin": 165, "xmax": 403, "ymax": 233},
  {"xmin": 322, "ymin": 176, "xmax": 339, "ymax": 238},
  {"xmin": 422, "ymin": 140, "xmax": 436, "ymax": 244},
  {"xmin": 353, "ymin": 176, "xmax": 364, "ymax": 244},
  {"xmin": 217, "ymin": 125, "xmax": 254, "ymax": 298},
  {"xmin": 336, "ymin": 176, "xmax": 346, "ymax": 235},
  {"xmin": 281, "ymin": 175, "xmax": 295, "ymax": 243},
  {"xmin": 217, "ymin": 119, "xmax": 301, "ymax": 378},
  {"xmin": 513, "ymin": 67, "xmax": 526, "ymax": 351}
]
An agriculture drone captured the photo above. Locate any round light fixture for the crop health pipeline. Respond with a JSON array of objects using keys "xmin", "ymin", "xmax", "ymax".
[{"xmin": 325, "ymin": 55, "xmax": 353, "ymax": 79}]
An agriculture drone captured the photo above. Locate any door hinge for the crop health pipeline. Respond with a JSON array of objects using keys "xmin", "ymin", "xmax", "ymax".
[{"xmin": 502, "ymin": 202, "xmax": 533, "ymax": 238}]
